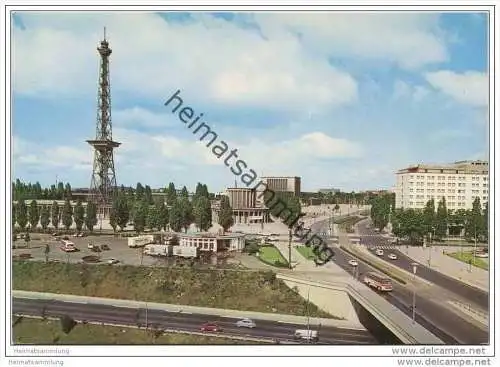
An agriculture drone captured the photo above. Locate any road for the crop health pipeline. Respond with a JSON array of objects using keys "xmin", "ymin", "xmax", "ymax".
[
  {"xmin": 12, "ymin": 298, "xmax": 377, "ymax": 345},
  {"xmin": 309, "ymin": 218, "xmax": 488, "ymax": 345},
  {"xmin": 356, "ymin": 220, "xmax": 488, "ymax": 310}
]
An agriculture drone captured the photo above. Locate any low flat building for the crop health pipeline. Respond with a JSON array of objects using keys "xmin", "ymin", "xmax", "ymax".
[{"xmin": 178, "ymin": 232, "xmax": 246, "ymax": 252}]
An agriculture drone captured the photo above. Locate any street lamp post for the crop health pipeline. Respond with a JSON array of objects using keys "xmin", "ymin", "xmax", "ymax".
[
  {"xmin": 288, "ymin": 228, "xmax": 292, "ymax": 269},
  {"xmin": 412, "ymin": 263, "xmax": 417, "ymax": 324}
]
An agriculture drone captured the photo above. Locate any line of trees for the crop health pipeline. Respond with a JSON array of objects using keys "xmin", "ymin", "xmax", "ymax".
[
  {"xmin": 109, "ymin": 182, "xmax": 233, "ymax": 234},
  {"xmin": 370, "ymin": 195, "xmax": 488, "ymax": 243},
  {"xmin": 13, "ymin": 198, "xmax": 98, "ymax": 233},
  {"xmin": 13, "ymin": 179, "xmax": 73, "ymax": 201},
  {"xmin": 12, "ymin": 180, "xmax": 236, "ymax": 234}
]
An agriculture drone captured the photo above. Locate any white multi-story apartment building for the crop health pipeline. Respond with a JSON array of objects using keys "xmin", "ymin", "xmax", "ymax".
[{"xmin": 395, "ymin": 160, "xmax": 488, "ymax": 211}]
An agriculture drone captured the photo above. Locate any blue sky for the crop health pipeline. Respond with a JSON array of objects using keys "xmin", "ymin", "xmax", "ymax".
[{"xmin": 11, "ymin": 12, "xmax": 489, "ymax": 192}]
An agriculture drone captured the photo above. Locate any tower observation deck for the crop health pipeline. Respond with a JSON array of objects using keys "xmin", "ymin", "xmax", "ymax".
[{"xmin": 87, "ymin": 28, "xmax": 120, "ymax": 219}]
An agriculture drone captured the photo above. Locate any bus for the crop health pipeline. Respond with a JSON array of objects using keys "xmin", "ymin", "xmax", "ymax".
[{"xmin": 363, "ymin": 272, "xmax": 393, "ymax": 292}]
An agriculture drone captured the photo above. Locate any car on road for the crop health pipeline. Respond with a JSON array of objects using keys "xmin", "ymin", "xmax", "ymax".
[
  {"xmin": 200, "ymin": 322, "xmax": 222, "ymax": 332},
  {"xmin": 388, "ymin": 253, "xmax": 397, "ymax": 260},
  {"xmin": 348, "ymin": 259, "xmax": 358, "ymax": 267},
  {"xmin": 236, "ymin": 318, "xmax": 256, "ymax": 328},
  {"xmin": 60, "ymin": 243, "xmax": 77, "ymax": 252},
  {"xmin": 87, "ymin": 243, "xmax": 95, "ymax": 250},
  {"xmin": 375, "ymin": 249, "xmax": 384, "ymax": 256},
  {"xmin": 107, "ymin": 258, "xmax": 119, "ymax": 265},
  {"xmin": 294, "ymin": 329, "xmax": 318, "ymax": 342}
]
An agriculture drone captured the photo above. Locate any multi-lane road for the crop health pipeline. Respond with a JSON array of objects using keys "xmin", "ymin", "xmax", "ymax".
[
  {"xmin": 310, "ymin": 218, "xmax": 489, "ymax": 345},
  {"xmin": 356, "ymin": 220, "xmax": 488, "ymax": 310},
  {"xmin": 12, "ymin": 298, "xmax": 377, "ymax": 345}
]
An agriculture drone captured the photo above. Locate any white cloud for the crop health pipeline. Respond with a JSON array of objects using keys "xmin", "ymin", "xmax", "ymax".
[
  {"xmin": 392, "ymin": 80, "xmax": 430, "ymax": 102},
  {"xmin": 14, "ymin": 126, "xmax": 362, "ymax": 188},
  {"xmin": 253, "ymin": 13, "xmax": 449, "ymax": 69},
  {"xmin": 13, "ymin": 136, "xmax": 91, "ymax": 171},
  {"xmin": 12, "ymin": 13, "xmax": 358, "ymax": 111},
  {"xmin": 424, "ymin": 70, "xmax": 488, "ymax": 107}
]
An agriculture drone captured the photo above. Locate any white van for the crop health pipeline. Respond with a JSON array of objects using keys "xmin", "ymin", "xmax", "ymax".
[{"xmin": 294, "ymin": 329, "xmax": 318, "ymax": 342}]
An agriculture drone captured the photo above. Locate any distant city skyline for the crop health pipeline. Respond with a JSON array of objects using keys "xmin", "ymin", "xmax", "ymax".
[{"xmin": 12, "ymin": 12, "xmax": 488, "ymax": 193}]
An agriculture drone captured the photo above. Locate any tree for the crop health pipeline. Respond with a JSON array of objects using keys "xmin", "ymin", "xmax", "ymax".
[
  {"xmin": 166, "ymin": 182, "xmax": 177, "ymax": 205},
  {"xmin": 180, "ymin": 197, "xmax": 193, "ymax": 232},
  {"xmin": 158, "ymin": 201, "xmax": 169, "ymax": 231},
  {"xmin": 218, "ymin": 196, "xmax": 234, "ymax": 233},
  {"xmin": 40, "ymin": 205, "xmax": 50, "ymax": 231},
  {"xmin": 144, "ymin": 185, "xmax": 153, "ymax": 205},
  {"xmin": 435, "ymin": 197, "xmax": 448, "ymax": 240},
  {"xmin": 84, "ymin": 201, "xmax": 98, "ymax": 232},
  {"xmin": 28, "ymin": 200, "xmax": 39, "ymax": 230},
  {"xmin": 465, "ymin": 197, "xmax": 483, "ymax": 241},
  {"xmin": 146, "ymin": 204, "xmax": 162, "ymax": 231},
  {"xmin": 169, "ymin": 199, "xmax": 183, "ymax": 232},
  {"xmin": 61, "ymin": 199, "xmax": 73, "ymax": 230},
  {"xmin": 135, "ymin": 183, "xmax": 145, "ymax": 201},
  {"xmin": 57, "ymin": 182, "xmax": 64, "ymax": 200},
  {"xmin": 16, "ymin": 199, "xmax": 28, "ymax": 230},
  {"xmin": 482, "ymin": 202, "xmax": 488, "ymax": 240},
  {"xmin": 193, "ymin": 196, "xmax": 212, "ymax": 231},
  {"xmin": 422, "ymin": 199, "xmax": 436, "ymax": 241},
  {"xmin": 180, "ymin": 186, "xmax": 189, "ymax": 198},
  {"xmin": 74, "ymin": 199, "xmax": 85, "ymax": 232},
  {"xmin": 12, "ymin": 202, "xmax": 17, "ymax": 230},
  {"xmin": 117, "ymin": 195, "xmax": 130, "ymax": 230},
  {"xmin": 370, "ymin": 195, "xmax": 391, "ymax": 231},
  {"xmin": 51, "ymin": 201, "xmax": 60, "ymax": 230},
  {"xmin": 109, "ymin": 205, "xmax": 118, "ymax": 233},
  {"xmin": 64, "ymin": 183, "xmax": 72, "ymax": 200},
  {"xmin": 133, "ymin": 199, "xmax": 148, "ymax": 233},
  {"xmin": 60, "ymin": 315, "xmax": 76, "ymax": 334}
]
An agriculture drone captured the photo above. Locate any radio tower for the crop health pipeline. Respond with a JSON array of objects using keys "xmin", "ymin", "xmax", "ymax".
[{"xmin": 87, "ymin": 28, "xmax": 120, "ymax": 218}]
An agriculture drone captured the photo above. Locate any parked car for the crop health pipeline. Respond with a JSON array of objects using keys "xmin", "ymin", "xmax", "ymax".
[
  {"xmin": 348, "ymin": 259, "xmax": 358, "ymax": 267},
  {"xmin": 107, "ymin": 258, "xmax": 119, "ymax": 265},
  {"xmin": 200, "ymin": 322, "xmax": 222, "ymax": 332},
  {"xmin": 388, "ymin": 253, "xmax": 397, "ymax": 260},
  {"xmin": 101, "ymin": 244, "xmax": 110, "ymax": 251},
  {"xmin": 87, "ymin": 243, "xmax": 95, "ymax": 250},
  {"xmin": 375, "ymin": 249, "xmax": 384, "ymax": 256},
  {"xmin": 236, "ymin": 318, "xmax": 256, "ymax": 328}
]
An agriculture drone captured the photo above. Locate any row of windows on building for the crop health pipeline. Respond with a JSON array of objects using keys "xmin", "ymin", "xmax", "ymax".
[
  {"xmin": 409, "ymin": 188, "xmax": 488, "ymax": 194},
  {"xmin": 410, "ymin": 175, "xmax": 487, "ymax": 181},
  {"xmin": 409, "ymin": 195, "xmax": 487, "ymax": 201},
  {"xmin": 406, "ymin": 200, "xmax": 484, "ymax": 207},
  {"xmin": 407, "ymin": 182, "xmax": 488, "ymax": 188}
]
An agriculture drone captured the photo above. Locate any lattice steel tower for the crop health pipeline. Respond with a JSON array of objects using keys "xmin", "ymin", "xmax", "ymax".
[{"xmin": 87, "ymin": 28, "xmax": 120, "ymax": 218}]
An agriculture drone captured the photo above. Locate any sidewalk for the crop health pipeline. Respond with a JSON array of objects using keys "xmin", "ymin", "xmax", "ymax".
[{"xmin": 402, "ymin": 246, "xmax": 489, "ymax": 292}]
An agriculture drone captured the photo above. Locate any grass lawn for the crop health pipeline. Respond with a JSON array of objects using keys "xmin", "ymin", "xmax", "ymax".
[
  {"xmin": 295, "ymin": 246, "xmax": 315, "ymax": 260},
  {"xmin": 13, "ymin": 261, "xmax": 334, "ymax": 318},
  {"xmin": 12, "ymin": 317, "xmax": 260, "ymax": 345},
  {"xmin": 447, "ymin": 252, "xmax": 489, "ymax": 270},
  {"xmin": 258, "ymin": 246, "xmax": 289, "ymax": 267}
]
